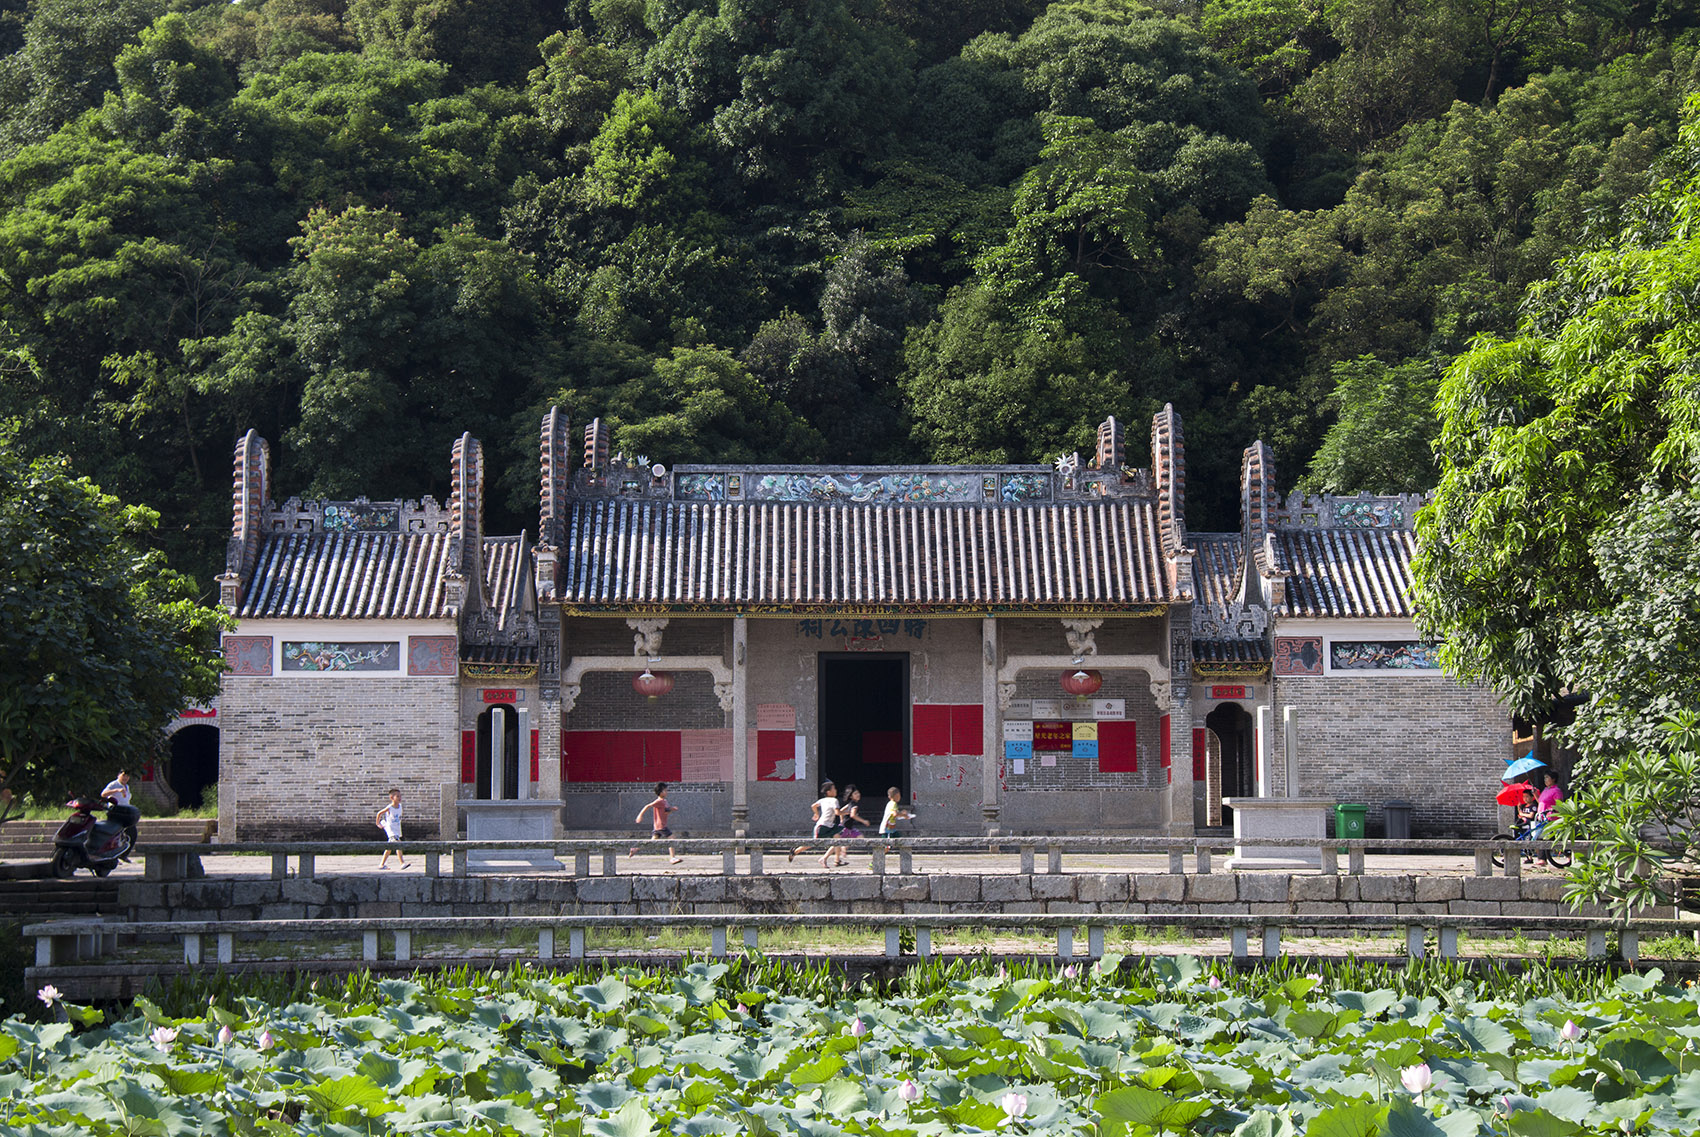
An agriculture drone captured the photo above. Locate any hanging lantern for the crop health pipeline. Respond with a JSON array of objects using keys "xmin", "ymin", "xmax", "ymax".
[
  {"xmin": 1060, "ymin": 668, "xmax": 1102, "ymax": 696},
  {"xmin": 632, "ymin": 668, "xmax": 674, "ymax": 700}
]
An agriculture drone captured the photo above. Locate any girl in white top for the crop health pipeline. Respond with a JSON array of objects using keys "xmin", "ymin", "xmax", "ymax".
[{"xmin": 788, "ymin": 781, "xmax": 840, "ymax": 862}]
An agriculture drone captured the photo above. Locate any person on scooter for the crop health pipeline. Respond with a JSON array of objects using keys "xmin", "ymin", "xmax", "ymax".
[{"xmin": 101, "ymin": 769, "xmax": 138, "ymax": 861}]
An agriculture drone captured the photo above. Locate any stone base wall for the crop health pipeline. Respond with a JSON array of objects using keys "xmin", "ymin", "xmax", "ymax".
[{"xmin": 121, "ymin": 871, "xmax": 1637, "ymax": 923}]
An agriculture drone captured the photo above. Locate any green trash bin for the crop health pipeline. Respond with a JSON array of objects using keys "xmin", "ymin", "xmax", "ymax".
[{"xmin": 1335, "ymin": 803, "xmax": 1367, "ymax": 852}]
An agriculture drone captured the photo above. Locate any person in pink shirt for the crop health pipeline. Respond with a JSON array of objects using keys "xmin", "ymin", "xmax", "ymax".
[{"xmin": 1533, "ymin": 772, "xmax": 1564, "ymax": 865}]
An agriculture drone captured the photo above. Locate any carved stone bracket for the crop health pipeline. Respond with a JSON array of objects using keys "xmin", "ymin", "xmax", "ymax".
[
  {"xmin": 561, "ymin": 683, "xmax": 581, "ymax": 714},
  {"xmin": 997, "ymin": 681, "xmax": 1017, "ymax": 711},
  {"xmin": 1149, "ymin": 679, "xmax": 1173, "ymax": 711},
  {"xmin": 627, "ymin": 618, "xmax": 669, "ymax": 659},
  {"xmin": 1061, "ymin": 618, "xmax": 1103, "ymax": 660},
  {"xmin": 715, "ymin": 682, "xmax": 734, "ymax": 712}
]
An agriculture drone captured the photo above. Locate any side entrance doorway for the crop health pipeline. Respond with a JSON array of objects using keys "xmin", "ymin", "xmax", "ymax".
[
  {"xmin": 476, "ymin": 704, "xmax": 521, "ymax": 799},
  {"xmin": 817, "ymin": 654, "xmax": 909, "ymax": 807},
  {"xmin": 1205, "ymin": 701, "xmax": 1256, "ymax": 826},
  {"xmin": 167, "ymin": 724, "xmax": 219, "ymax": 809}
]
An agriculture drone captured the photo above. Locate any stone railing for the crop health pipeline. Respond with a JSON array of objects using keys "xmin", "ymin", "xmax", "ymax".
[
  {"xmin": 25, "ymin": 911, "xmax": 1679, "ymax": 1002},
  {"xmin": 136, "ymin": 836, "xmax": 1571, "ymax": 882}
]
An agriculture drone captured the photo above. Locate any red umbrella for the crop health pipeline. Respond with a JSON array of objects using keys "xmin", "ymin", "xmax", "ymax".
[{"xmin": 1495, "ymin": 782, "xmax": 1533, "ymax": 806}]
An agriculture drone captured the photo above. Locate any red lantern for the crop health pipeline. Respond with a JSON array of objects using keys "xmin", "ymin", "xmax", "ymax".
[
  {"xmin": 1060, "ymin": 669, "xmax": 1102, "ymax": 696},
  {"xmin": 632, "ymin": 669, "xmax": 674, "ymax": 700}
]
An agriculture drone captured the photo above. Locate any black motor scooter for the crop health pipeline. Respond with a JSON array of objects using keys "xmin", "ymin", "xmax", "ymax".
[{"xmin": 52, "ymin": 795, "xmax": 139, "ymax": 878}]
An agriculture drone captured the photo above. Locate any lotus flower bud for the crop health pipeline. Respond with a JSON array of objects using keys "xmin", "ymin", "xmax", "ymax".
[
  {"xmin": 1560, "ymin": 1020, "xmax": 1582, "ymax": 1043},
  {"xmin": 217, "ymin": 1025, "xmax": 234, "ymax": 1046},
  {"xmin": 1208, "ymin": 975, "xmax": 1222, "ymax": 990},
  {"xmin": 899, "ymin": 1079, "xmax": 921, "ymax": 1102},
  {"xmin": 1401, "ymin": 1063, "xmax": 1432, "ymax": 1095},
  {"xmin": 850, "ymin": 1017, "xmax": 867, "ymax": 1038},
  {"xmin": 258, "ymin": 1030, "xmax": 275, "ymax": 1051}
]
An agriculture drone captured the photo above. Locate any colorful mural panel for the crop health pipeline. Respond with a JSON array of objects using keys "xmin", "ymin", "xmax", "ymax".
[
  {"xmin": 675, "ymin": 474, "xmax": 727, "ymax": 500},
  {"xmin": 1273, "ymin": 636, "xmax": 1324, "ymax": 677},
  {"xmin": 408, "ymin": 636, "xmax": 459, "ymax": 676},
  {"xmin": 281, "ymin": 641, "xmax": 400, "ymax": 672},
  {"xmin": 223, "ymin": 635, "xmax": 273, "ymax": 676},
  {"xmin": 1333, "ymin": 500, "xmax": 1405, "ymax": 528},
  {"xmin": 322, "ymin": 502, "xmax": 400, "ymax": 531},
  {"xmin": 999, "ymin": 473, "xmax": 1051, "ymax": 502},
  {"xmin": 752, "ymin": 472, "xmax": 980, "ymax": 503},
  {"xmin": 1329, "ymin": 640, "xmax": 1441, "ymax": 670}
]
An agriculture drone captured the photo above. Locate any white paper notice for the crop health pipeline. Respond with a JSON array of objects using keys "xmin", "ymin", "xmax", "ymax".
[
  {"xmin": 1012, "ymin": 758, "xmax": 1026, "ymax": 774},
  {"xmin": 795, "ymin": 735, "xmax": 808, "ymax": 783},
  {"xmin": 1040, "ymin": 754, "xmax": 1057, "ymax": 767}
]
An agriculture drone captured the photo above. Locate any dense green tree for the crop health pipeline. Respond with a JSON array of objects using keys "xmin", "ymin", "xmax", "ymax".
[
  {"xmin": 0, "ymin": 0, "xmax": 166, "ymax": 156},
  {"xmin": 1412, "ymin": 104, "xmax": 1700, "ymax": 910},
  {"xmin": 0, "ymin": 429, "xmax": 228, "ymax": 823},
  {"xmin": 196, "ymin": 0, "xmax": 359, "ymax": 82},
  {"xmin": 1299, "ymin": 355, "xmax": 1441, "ymax": 493},
  {"xmin": 1199, "ymin": 0, "xmax": 1324, "ymax": 97},
  {"xmin": 344, "ymin": 0, "xmax": 567, "ymax": 87}
]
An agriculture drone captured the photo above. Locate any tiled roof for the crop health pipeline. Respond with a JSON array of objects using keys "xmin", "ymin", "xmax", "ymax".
[
  {"xmin": 462, "ymin": 642, "xmax": 538, "ymax": 665},
  {"xmin": 239, "ymin": 533, "xmax": 525, "ymax": 620},
  {"xmin": 1274, "ymin": 528, "xmax": 1416, "ymax": 619},
  {"xmin": 1190, "ymin": 533, "xmax": 1242, "ymax": 613},
  {"xmin": 558, "ymin": 499, "xmax": 1175, "ymax": 611},
  {"xmin": 1193, "ymin": 639, "xmax": 1271, "ymax": 665},
  {"xmin": 481, "ymin": 536, "xmax": 529, "ymax": 632}
]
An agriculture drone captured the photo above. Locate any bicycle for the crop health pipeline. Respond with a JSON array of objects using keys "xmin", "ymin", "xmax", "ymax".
[{"xmin": 1489, "ymin": 820, "xmax": 1571, "ymax": 868}]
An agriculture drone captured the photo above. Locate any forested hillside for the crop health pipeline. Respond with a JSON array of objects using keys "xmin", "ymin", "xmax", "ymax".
[{"xmin": 0, "ymin": 0, "xmax": 1694, "ymax": 585}]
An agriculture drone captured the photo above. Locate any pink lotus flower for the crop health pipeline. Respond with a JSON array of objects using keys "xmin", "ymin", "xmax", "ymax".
[
  {"xmin": 258, "ymin": 1030, "xmax": 275, "ymax": 1051},
  {"xmin": 36, "ymin": 985, "xmax": 61, "ymax": 1007},
  {"xmin": 1401, "ymin": 1063, "xmax": 1432, "ymax": 1096},
  {"xmin": 1000, "ymin": 1091, "xmax": 1028, "ymax": 1119},
  {"xmin": 1561, "ymin": 1020, "xmax": 1582, "ymax": 1043},
  {"xmin": 850, "ymin": 1017, "xmax": 868, "ymax": 1038},
  {"xmin": 899, "ymin": 1079, "xmax": 921, "ymax": 1102},
  {"xmin": 217, "ymin": 1025, "xmax": 234, "ymax": 1046},
  {"xmin": 736, "ymin": 1003, "xmax": 749, "ymax": 1015},
  {"xmin": 1062, "ymin": 965, "xmax": 1079, "ymax": 979},
  {"xmin": 1208, "ymin": 975, "xmax": 1222, "ymax": 990},
  {"xmin": 150, "ymin": 1026, "xmax": 179, "ymax": 1054}
]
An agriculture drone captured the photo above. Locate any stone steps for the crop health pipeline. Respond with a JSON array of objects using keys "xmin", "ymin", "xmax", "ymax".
[
  {"xmin": 0, "ymin": 817, "xmax": 215, "ymax": 861},
  {"xmin": 0, "ymin": 878, "xmax": 122, "ymax": 919}
]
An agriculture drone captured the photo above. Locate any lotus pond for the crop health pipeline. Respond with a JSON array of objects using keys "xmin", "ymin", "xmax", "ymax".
[{"xmin": 5, "ymin": 956, "xmax": 1700, "ymax": 1136}]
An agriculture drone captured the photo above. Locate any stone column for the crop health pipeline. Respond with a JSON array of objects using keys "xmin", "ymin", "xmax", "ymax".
[
  {"xmin": 490, "ymin": 707, "xmax": 506, "ymax": 801},
  {"xmin": 1255, "ymin": 704, "xmax": 1274, "ymax": 797},
  {"xmin": 516, "ymin": 707, "xmax": 531, "ymax": 798},
  {"xmin": 981, "ymin": 616, "xmax": 1001, "ymax": 835},
  {"xmin": 1165, "ymin": 627, "xmax": 1195, "ymax": 834},
  {"xmin": 731, "ymin": 616, "xmax": 749, "ymax": 835},
  {"xmin": 1283, "ymin": 705, "xmax": 1300, "ymax": 798}
]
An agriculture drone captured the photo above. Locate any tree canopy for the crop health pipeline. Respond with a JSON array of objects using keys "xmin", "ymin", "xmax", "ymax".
[
  {"xmin": 1412, "ymin": 97, "xmax": 1700, "ymax": 913},
  {"xmin": 0, "ymin": 0, "xmax": 1693, "ymax": 591},
  {"xmin": 0, "ymin": 427, "xmax": 228, "ymax": 821}
]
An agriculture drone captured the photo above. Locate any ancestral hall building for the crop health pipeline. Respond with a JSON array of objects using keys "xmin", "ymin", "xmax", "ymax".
[{"xmin": 215, "ymin": 408, "xmax": 1506, "ymax": 840}]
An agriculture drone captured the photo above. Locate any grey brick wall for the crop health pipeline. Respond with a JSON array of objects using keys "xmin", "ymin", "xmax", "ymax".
[
  {"xmin": 221, "ymin": 677, "xmax": 459, "ymax": 840},
  {"xmin": 1276, "ymin": 677, "xmax": 1508, "ymax": 837}
]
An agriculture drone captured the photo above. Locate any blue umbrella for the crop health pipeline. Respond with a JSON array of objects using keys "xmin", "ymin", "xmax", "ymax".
[{"xmin": 1503, "ymin": 754, "xmax": 1547, "ymax": 780}]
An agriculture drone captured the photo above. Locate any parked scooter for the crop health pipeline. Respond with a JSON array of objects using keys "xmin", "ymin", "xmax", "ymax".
[{"xmin": 52, "ymin": 795, "xmax": 140, "ymax": 878}]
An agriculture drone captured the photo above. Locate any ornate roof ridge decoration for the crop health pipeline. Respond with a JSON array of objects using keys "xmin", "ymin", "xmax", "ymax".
[
  {"xmin": 266, "ymin": 495, "xmax": 452, "ymax": 534},
  {"xmin": 581, "ymin": 463, "xmax": 1157, "ymax": 505},
  {"xmin": 1276, "ymin": 490, "xmax": 1426, "ymax": 532}
]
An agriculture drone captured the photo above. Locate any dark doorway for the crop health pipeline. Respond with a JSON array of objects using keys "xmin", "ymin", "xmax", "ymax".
[
  {"xmin": 476, "ymin": 705, "xmax": 521, "ymax": 799},
  {"xmin": 167, "ymin": 725, "xmax": 219, "ymax": 808},
  {"xmin": 1206, "ymin": 702, "xmax": 1256, "ymax": 822},
  {"xmin": 818, "ymin": 655, "xmax": 909, "ymax": 806}
]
